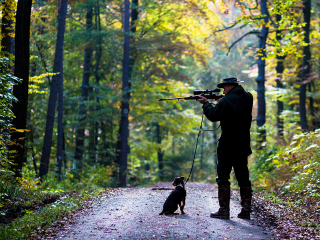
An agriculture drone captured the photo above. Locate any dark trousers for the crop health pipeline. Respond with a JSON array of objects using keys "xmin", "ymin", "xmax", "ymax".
[{"xmin": 216, "ymin": 156, "xmax": 251, "ymax": 187}]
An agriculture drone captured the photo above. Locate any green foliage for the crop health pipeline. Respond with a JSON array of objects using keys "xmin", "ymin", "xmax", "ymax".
[
  {"xmin": 0, "ymin": 163, "xmax": 112, "ymax": 206},
  {"xmin": 0, "ymin": 58, "xmax": 21, "ymax": 179},
  {"xmin": 252, "ymin": 129, "xmax": 320, "ymax": 197},
  {"xmin": 0, "ymin": 188, "xmax": 105, "ymax": 240},
  {"xmin": 0, "ymin": 163, "xmax": 113, "ymax": 239}
]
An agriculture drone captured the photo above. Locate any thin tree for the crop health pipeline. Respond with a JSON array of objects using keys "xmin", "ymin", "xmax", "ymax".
[
  {"xmin": 275, "ymin": 14, "xmax": 286, "ymax": 140},
  {"xmin": 129, "ymin": 0, "xmax": 138, "ymax": 88},
  {"xmin": 93, "ymin": 1, "xmax": 104, "ymax": 164},
  {"xmin": 74, "ymin": 1, "xmax": 93, "ymax": 175},
  {"xmin": 119, "ymin": 0, "xmax": 130, "ymax": 187},
  {"xmin": 308, "ymin": 82, "xmax": 318, "ymax": 129},
  {"xmin": 256, "ymin": 0, "xmax": 269, "ymax": 148},
  {"xmin": 10, "ymin": 0, "xmax": 32, "ymax": 177},
  {"xmin": 299, "ymin": 0, "xmax": 311, "ymax": 131},
  {"xmin": 88, "ymin": 1, "xmax": 102, "ymax": 164},
  {"xmin": 156, "ymin": 123, "xmax": 164, "ymax": 181},
  {"xmin": 39, "ymin": 0, "xmax": 68, "ymax": 178},
  {"xmin": 1, "ymin": 0, "xmax": 14, "ymax": 56}
]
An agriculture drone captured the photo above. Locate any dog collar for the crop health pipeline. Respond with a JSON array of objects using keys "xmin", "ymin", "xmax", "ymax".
[{"xmin": 177, "ymin": 183, "xmax": 183, "ymax": 188}]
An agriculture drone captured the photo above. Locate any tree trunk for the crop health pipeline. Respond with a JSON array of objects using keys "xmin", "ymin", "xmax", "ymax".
[
  {"xmin": 1, "ymin": 1, "xmax": 14, "ymax": 56},
  {"xmin": 39, "ymin": 0, "xmax": 68, "ymax": 178},
  {"xmin": 256, "ymin": 0, "xmax": 269, "ymax": 148},
  {"xmin": 74, "ymin": 3, "xmax": 93, "ymax": 175},
  {"xmin": 118, "ymin": 0, "xmax": 131, "ymax": 187},
  {"xmin": 308, "ymin": 83, "xmax": 318, "ymax": 129},
  {"xmin": 275, "ymin": 14, "xmax": 285, "ymax": 141},
  {"xmin": 129, "ymin": 0, "xmax": 138, "ymax": 92},
  {"xmin": 299, "ymin": 0, "xmax": 311, "ymax": 131},
  {"xmin": 88, "ymin": 86, "xmax": 96, "ymax": 164},
  {"xmin": 92, "ymin": 1, "xmax": 102, "ymax": 165},
  {"xmin": 156, "ymin": 123, "xmax": 164, "ymax": 181},
  {"xmin": 11, "ymin": 0, "xmax": 32, "ymax": 177},
  {"xmin": 56, "ymin": 0, "xmax": 68, "ymax": 180}
]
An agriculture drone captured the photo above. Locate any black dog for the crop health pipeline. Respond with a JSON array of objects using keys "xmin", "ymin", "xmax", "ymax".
[{"xmin": 159, "ymin": 176, "xmax": 186, "ymax": 215}]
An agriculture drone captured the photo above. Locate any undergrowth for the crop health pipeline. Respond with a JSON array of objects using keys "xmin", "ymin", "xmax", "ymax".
[
  {"xmin": 0, "ymin": 189, "xmax": 106, "ymax": 240},
  {"xmin": 0, "ymin": 164, "xmax": 115, "ymax": 239},
  {"xmin": 252, "ymin": 128, "xmax": 320, "ymax": 198}
]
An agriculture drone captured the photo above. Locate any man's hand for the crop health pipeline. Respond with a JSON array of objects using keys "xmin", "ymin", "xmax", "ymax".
[{"xmin": 196, "ymin": 95, "xmax": 208, "ymax": 104}]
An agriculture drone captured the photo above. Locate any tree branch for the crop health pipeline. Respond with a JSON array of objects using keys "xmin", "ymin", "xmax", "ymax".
[
  {"xmin": 66, "ymin": 13, "xmax": 85, "ymax": 26},
  {"xmin": 213, "ymin": 21, "xmax": 242, "ymax": 34},
  {"xmin": 34, "ymin": 41, "xmax": 51, "ymax": 85},
  {"xmin": 227, "ymin": 30, "xmax": 259, "ymax": 55},
  {"xmin": 139, "ymin": 10, "xmax": 171, "ymax": 38}
]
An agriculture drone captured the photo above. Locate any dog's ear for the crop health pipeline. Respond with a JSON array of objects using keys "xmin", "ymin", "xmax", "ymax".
[{"xmin": 180, "ymin": 176, "xmax": 184, "ymax": 180}]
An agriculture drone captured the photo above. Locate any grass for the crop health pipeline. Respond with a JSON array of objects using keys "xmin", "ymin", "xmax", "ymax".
[
  {"xmin": 0, "ymin": 188, "xmax": 110, "ymax": 240},
  {"xmin": 0, "ymin": 165, "xmax": 116, "ymax": 240}
]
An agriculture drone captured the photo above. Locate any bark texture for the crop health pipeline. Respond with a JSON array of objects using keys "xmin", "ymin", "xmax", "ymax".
[
  {"xmin": 39, "ymin": 0, "xmax": 68, "ymax": 178},
  {"xmin": 256, "ymin": 0, "xmax": 269, "ymax": 147},
  {"xmin": 74, "ymin": 3, "xmax": 93, "ymax": 175},
  {"xmin": 275, "ymin": 14, "xmax": 285, "ymax": 140},
  {"xmin": 299, "ymin": 0, "xmax": 311, "ymax": 131},
  {"xmin": 119, "ymin": 0, "xmax": 131, "ymax": 187},
  {"xmin": 11, "ymin": 0, "xmax": 32, "ymax": 177},
  {"xmin": 156, "ymin": 123, "xmax": 164, "ymax": 181}
]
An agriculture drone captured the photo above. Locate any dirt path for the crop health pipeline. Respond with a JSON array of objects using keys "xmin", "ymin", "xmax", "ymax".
[{"xmin": 56, "ymin": 183, "xmax": 275, "ymax": 240}]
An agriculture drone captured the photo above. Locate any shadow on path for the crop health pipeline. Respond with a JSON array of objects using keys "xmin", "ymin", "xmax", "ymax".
[{"xmin": 55, "ymin": 183, "xmax": 276, "ymax": 240}]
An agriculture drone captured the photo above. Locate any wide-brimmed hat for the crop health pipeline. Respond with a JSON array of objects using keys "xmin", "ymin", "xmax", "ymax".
[{"xmin": 217, "ymin": 77, "xmax": 244, "ymax": 88}]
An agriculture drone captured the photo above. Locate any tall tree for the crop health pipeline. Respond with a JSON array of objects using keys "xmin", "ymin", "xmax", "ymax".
[
  {"xmin": 156, "ymin": 123, "xmax": 164, "ymax": 181},
  {"xmin": 275, "ymin": 14, "xmax": 285, "ymax": 141},
  {"xmin": 1, "ymin": 0, "xmax": 15, "ymax": 56},
  {"xmin": 56, "ymin": 0, "xmax": 68, "ymax": 179},
  {"xmin": 87, "ymin": 3, "xmax": 102, "ymax": 165},
  {"xmin": 308, "ymin": 82, "xmax": 317, "ymax": 129},
  {"xmin": 10, "ymin": 0, "xmax": 32, "ymax": 177},
  {"xmin": 256, "ymin": 0, "xmax": 269, "ymax": 148},
  {"xmin": 39, "ymin": 0, "xmax": 68, "ymax": 178},
  {"xmin": 299, "ymin": 0, "xmax": 311, "ymax": 131},
  {"xmin": 129, "ymin": 0, "xmax": 138, "ymax": 84},
  {"xmin": 119, "ymin": 0, "xmax": 130, "ymax": 187},
  {"xmin": 74, "ymin": 2, "xmax": 93, "ymax": 175},
  {"xmin": 92, "ymin": 1, "xmax": 103, "ymax": 164}
]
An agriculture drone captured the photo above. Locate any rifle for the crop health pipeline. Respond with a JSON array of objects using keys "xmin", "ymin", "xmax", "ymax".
[{"xmin": 158, "ymin": 88, "xmax": 223, "ymax": 101}]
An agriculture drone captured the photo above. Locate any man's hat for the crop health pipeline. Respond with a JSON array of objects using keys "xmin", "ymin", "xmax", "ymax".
[{"xmin": 217, "ymin": 77, "xmax": 244, "ymax": 88}]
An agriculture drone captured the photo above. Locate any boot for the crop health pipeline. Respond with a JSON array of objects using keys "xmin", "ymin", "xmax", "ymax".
[
  {"xmin": 210, "ymin": 185, "xmax": 230, "ymax": 219},
  {"xmin": 237, "ymin": 187, "xmax": 252, "ymax": 219}
]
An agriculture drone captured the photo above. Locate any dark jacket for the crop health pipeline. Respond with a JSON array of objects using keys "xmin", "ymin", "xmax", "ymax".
[{"xmin": 202, "ymin": 85, "xmax": 253, "ymax": 158}]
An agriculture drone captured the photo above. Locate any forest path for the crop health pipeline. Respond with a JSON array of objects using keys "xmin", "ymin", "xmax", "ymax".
[{"xmin": 57, "ymin": 183, "xmax": 274, "ymax": 240}]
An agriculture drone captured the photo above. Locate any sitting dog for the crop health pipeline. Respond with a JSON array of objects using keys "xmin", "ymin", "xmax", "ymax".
[{"xmin": 159, "ymin": 176, "xmax": 186, "ymax": 215}]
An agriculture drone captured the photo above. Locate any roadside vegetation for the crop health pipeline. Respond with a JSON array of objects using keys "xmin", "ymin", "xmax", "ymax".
[
  {"xmin": 250, "ymin": 119, "xmax": 320, "ymax": 238},
  {"xmin": 0, "ymin": 168, "xmax": 116, "ymax": 240}
]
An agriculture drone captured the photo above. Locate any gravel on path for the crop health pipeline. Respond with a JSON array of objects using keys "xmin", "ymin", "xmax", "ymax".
[{"xmin": 56, "ymin": 183, "xmax": 275, "ymax": 240}]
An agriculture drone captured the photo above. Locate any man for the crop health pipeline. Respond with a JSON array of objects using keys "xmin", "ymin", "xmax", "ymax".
[{"xmin": 196, "ymin": 77, "xmax": 253, "ymax": 219}]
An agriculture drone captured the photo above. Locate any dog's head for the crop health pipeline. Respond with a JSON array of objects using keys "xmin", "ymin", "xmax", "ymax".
[{"xmin": 172, "ymin": 176, "xmax": 185, "ymax": 188}]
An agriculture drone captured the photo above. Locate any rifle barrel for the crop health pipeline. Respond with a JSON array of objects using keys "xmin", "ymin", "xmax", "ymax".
[
  {"xmin": 158, "ymin": 95, "xmax": 223, "ymax": 101},
  {"xmin": 158, "ymin": 96, "xmax": 196, "ymax": 101}
]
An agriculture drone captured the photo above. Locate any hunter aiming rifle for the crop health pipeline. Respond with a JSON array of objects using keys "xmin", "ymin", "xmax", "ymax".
[{"xmin": 158, "ymin": 88, "xmax": 223, "ymax": 101}]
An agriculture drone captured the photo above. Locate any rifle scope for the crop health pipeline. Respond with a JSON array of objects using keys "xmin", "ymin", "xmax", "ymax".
[{"xmin": 194, "ymin": 88, "xmax": 220, "ymax": 95}]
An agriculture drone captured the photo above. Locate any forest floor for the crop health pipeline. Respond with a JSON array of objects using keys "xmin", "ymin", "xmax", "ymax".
[
  {"xmin": 1, "ymin": 182, "xmax": 319, "ymax": 239},
  {"xmin": 45, "ymin": 183, "xmax": 275, "ymax": 240}
]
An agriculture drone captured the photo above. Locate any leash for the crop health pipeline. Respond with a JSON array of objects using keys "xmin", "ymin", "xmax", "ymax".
[{"xmin": 185, "ymin": 113, "xmax": 220, "ymax": 184}]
